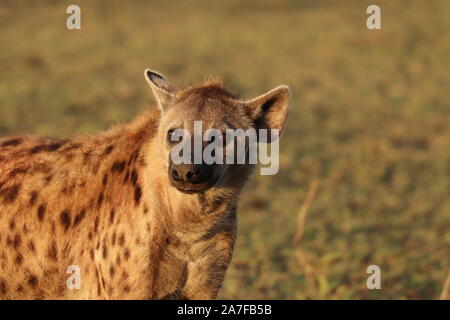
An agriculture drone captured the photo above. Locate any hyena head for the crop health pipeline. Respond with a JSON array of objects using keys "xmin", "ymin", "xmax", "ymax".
[{"xmin": 145, "ymin": 69, "xmax": 290, "ymax": 194}]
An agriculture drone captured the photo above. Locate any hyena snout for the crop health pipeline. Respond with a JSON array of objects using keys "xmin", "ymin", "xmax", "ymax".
[{"xmin": 169, "ymin": 162, "xmax": 217, "ymax": 194}]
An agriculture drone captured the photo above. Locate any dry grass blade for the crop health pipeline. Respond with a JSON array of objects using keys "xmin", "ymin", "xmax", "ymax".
[
  {"xmin": 439, "ymin": 270, "xmax": 450, "ymax": 300},
  {"xmin": 292, "ymin": 180, "xmax": 319, "ymax": 246},
  {"xmin": 292, "ymin": 180, "xmax": 319, "ymax": 295}
]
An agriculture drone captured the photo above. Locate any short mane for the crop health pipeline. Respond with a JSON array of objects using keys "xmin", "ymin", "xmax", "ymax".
[{"xmin": 177, "ymin": 77, "xmax": 237, "ymax": 101}]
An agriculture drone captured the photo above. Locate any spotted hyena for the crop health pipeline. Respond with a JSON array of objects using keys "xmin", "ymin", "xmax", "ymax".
[{"xmin": 0, "ymin": 70, "xmax": 290, "ymax": 299}]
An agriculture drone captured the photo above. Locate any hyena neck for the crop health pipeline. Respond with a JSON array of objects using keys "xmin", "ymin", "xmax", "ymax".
[
  {"xmin": 148, "ymin": 173, "xmax": 238, "ymax": 232},
  {"xmin": 144, "ymin": 157, "xmax": 256, "ymax": 299}
]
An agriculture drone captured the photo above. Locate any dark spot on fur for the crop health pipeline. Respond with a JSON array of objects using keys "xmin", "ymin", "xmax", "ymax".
[
  {"xmin": 102, "ymin": 173, "xmax": 108, "ymax": 186},
  {"xmin": 94, "ymin": 217, "xmax": 99, "ymax": 232},
  {"xmin": 102, "ymin": 244, "xmax": 108, "ymax": 259},
  {"xmin": 29, "ymin": 190, "xmax": 38, "ymax": 206},
  {"xmin": 179, "ymin": 263, "xmax": 189, "ymax": 288},
  {"xmin": 112, "ymin": 232, "xmax": 116, "ymax": 246},
  {"xmin": 60, "ymin": 210, "xmax": 71, "ymax": 232},
  {"xmin": 92, "ymin": 163, "xmax": 100, "ymax": 175},
  {"xmin": 97, "ymin": 192, "xmax": 104, "ymax": 207},
  {"xmin": 63, "ymin": 184, "xmax": 73, "ymax": 195},
  {"xmin": 1, "ymin": 138, "xmax": 22, "ymax": 147},
  {"xmin": 9, "ymin": 219, "xmax": 15, "ymax": 230},
  {"xmin": 138, "ymin": 158, "xmax": 146, "ymax": 167},
  {"xmin": 118, "ymin": 233, "xmax": 125, "ymax": 246},
  {"xmin": 48, "ymin": 241, "xmax": 58, "ymax": 261},
  {"xmin": 128, "ymin": 150, "xmax": 138, "ymax": 166},
  {"xmin": 13, "ymin": 234, "xmax": 21, "ymax": 249},
  {"xmin": 123, "ymin": 171, "xmax": 130, "ymax": 183},
  {"xmin": 27, "ymin": 275, "xmax": 38, "ymax": 288},
  {"xmin": 0, "ymin": 280, "xmax": 7, "ymax": 295},
  {"xmin": 73, "ymin": 209, "xmax": 86, "ymax": 226},
  {"xmin": 37, "ymin": 204, "xmax": 46, "ymax": 221},
  {"xmin": 28, "ymin": 240, "xmax": 36, "ymax": 253},
  {"xmin": 166, "ymin": 236, "xmax": 181, "ymax": 248},
  {"xmin": 9, "ymin": 168, "xmax": 28, "ymax": 177},
  {"xmin": 43, "ymin": 268, "xmax": 58, "ymax": 277},
  {"xmin": 134, "ymin": 185, "xmax": 142, "ymax": 205},
  {"xmin": 109, "ymin": 266, "xmax": 115, "ymax": 278},
  {"xmin": 1, "ymin": 184, "xmax": 21, "ymax": 203},
  {"xmin": 30, "ymin": 142, "xmax": 65, "ymax": 154},
  {"xmin": 104, "ymin": 145, "xmax": 114, "ymax": 155},
  {"xmin": 64, "ymin": 153, "xmax": 75, "ymax": 162},
  {"xmin": 130, "ymin": 170, "xmax": 138, "ymax": 186},
  {"xmin": 49, "ymin": 141, "xmax": 67, "ymax": 151},
  {"xmin": 82, "ymin": 152, "xmax": 91, "ymax": 165},
  {"xmin": 44, "ymin": 175, "xmax": 53, "ymax": 184},
  {"xmin": 109, "ymin": 209, "xmax": 115, "ymax": 225},
  {"xmin": 15, "ymin": 253, "xmax": 23, "ymax": 265},
  {"xmin": 90, "ymin": 249, "xmax": 94, "ymax": 260},
  {"xmin": 111, "ymin": 161, "xmax": 126, "ymax": 174},
  {"xmin": 123, "ymin": 285, "xmax": 130, "ymax": 293},
  {"xmin": 124, "ymin": 248, "xmax": 130, "ymax": 261}
]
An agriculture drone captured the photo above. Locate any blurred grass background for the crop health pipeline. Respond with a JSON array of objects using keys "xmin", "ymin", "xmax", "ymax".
[{"xmin": 1, "ymin": 0, "xmax": 449, "ymax": 299}]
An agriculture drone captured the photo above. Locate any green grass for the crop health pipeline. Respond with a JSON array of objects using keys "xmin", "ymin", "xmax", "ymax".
[{"xmin": 1, "ymin": 0, "xmax": 449, "ymax": 299}]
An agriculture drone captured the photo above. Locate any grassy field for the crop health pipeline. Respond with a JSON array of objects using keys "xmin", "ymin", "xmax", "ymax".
[{"xmin": 0, "ymin": 0, "xmax": 449, "ymax": 299}]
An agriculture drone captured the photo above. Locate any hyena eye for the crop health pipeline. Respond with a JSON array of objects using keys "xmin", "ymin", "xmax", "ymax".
[{"xmin": 167, "ymin": 129, "xmax": 180, "ymax": 143}]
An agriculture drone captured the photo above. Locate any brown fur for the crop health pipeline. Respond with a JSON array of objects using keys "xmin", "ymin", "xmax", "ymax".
[{"xmin": 0, "ymin": 71, "xmax": 290, "ymax": 299}]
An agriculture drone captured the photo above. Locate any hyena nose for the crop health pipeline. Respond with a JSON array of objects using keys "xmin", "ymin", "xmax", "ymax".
[
  {"xmin": 170, "ymin": 168, "xmax": 182, "ymax": 182},
  {"xmin": 171, "ymin": 164, "xmax": 203, "ymax": 184}
]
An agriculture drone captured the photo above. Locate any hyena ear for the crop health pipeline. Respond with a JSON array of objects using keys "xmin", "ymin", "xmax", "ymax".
[
  {"xmin": 144, "ymin": 69, "xmax": 176, "ymax": 111},
  {"xmin": 244, "ymin": 85, "xmax": 291, "ymax": 141}
]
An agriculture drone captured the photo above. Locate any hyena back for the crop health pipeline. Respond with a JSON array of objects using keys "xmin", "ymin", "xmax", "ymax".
[{"xmin": 0, "ymin": 70, "xmax": 290, "ymax": 299}]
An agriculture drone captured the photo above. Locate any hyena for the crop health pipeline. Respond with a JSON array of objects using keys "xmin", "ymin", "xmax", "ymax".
[{"xmin": 0, "ymin": 70, "xmax": 290, "ymax": 299}]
